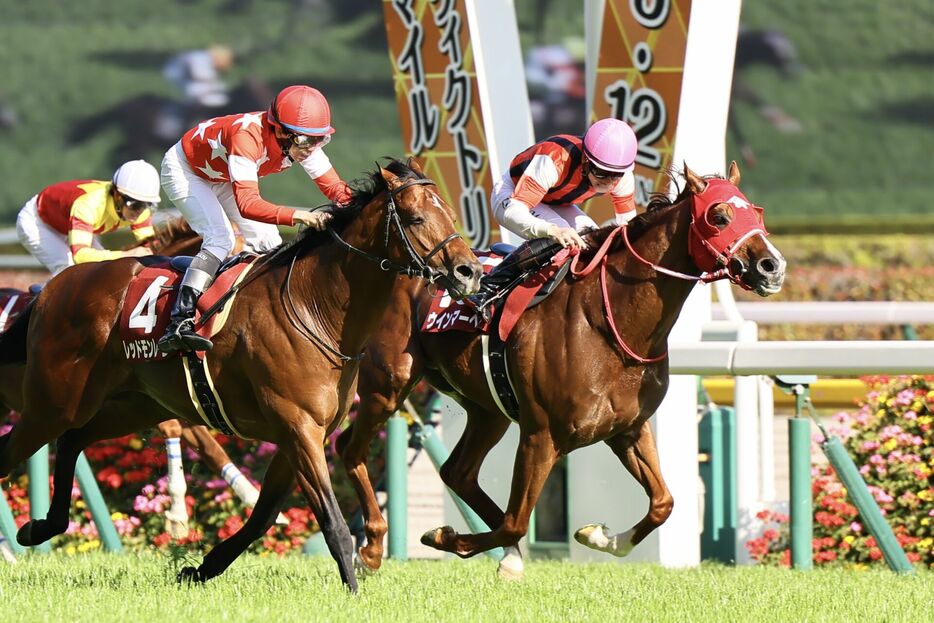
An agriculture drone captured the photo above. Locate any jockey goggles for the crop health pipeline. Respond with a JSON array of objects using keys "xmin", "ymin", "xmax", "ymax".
[
  {"xmin": 120, "ymin": 194, "xmax": 155, "ymax": 212},
  {"xmin": 588, "ymin": 163, "xmax": 626, "ymax": 180},
  {"xmin": 288, "ymin": 133, "xmax": 330, "ymax": 149}
]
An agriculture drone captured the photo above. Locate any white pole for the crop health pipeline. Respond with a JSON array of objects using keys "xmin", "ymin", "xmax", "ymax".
[
  {"xmin": 758, "ymin": 375, "xmax": 776, "ymax": 503},
  {"xmin": 733, "ymin": 321, "xmax": 760, "ymax": 564}
]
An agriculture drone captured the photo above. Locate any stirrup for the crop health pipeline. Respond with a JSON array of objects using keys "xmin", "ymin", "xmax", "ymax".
[{"xmin": 157, "ymin": 319, "xmax": 213, "ymax": 354}]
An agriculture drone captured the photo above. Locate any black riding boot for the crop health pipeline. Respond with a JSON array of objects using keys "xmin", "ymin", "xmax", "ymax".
[
  {"xmin": 157, "ymin": 250, "xmax": 222, "ymax": 354},
  {"xmin": 468, "ymin": 237, "xmax": 562, "ymax": 320}
]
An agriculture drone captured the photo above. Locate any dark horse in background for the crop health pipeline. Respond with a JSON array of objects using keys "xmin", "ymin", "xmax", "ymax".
[
  {"xmin": 339, "ymin": 162, "xmax": 786, "ymax": 579},
  {"xmin": 0, "ymin": 160, "xmax": 482, "ymax": 592}
]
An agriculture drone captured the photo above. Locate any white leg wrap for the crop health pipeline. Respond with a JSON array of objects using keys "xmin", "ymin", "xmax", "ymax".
[
  {"xmin": 574, "ymin": 524, "xmax": 636, "ymax": 557},
  {"xmin": 496, "ymin": 545, "xmax": 525, "ymax": 581},
  {"xmin": 222, "ymin": 463, "xmax": 259, "ymax": 507},
  {"xmin": 165, "ymin": 438, "xmax": 188, "ymax": 519}
]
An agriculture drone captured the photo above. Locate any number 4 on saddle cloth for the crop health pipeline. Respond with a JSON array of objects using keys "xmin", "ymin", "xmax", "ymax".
[
  {"xmin": 119, "ymin": 254, "xmax": 255, "ymax": 362},
  {"xmin": 421, "ymin": 241, "xmax": 570, "ymax": 343}
]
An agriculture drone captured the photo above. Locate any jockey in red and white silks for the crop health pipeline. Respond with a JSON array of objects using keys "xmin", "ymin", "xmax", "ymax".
[{"xmin": 158, "ymin": 85, "xmax": 351, "ymax": 354}]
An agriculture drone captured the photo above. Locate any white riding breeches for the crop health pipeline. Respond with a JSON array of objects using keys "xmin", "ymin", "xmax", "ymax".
[
  {"xmin": 16, "ymin": 196, "xmax": 103, "ymax": 276},
  {"xmin": 161, "ymin": 142, "xmax": 282, "ymax": 260},
  {"xmin": 491, "ymin": 173, "xmax": 598, "ymax": 240}
]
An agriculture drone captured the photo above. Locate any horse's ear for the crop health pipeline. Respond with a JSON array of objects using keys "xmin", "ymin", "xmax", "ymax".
[
  {"xmin": 379, "ymin": 166, "xmax": 404, "ymax": 190},
  {"xmin": 408, "ymin": 157, "xmax": 426, "ymax": 177},
  {"xmin": 727, "ymin": 160, "xmax": 741, "ymax": 186},
  {"xmin": 683, "ymin": 161, "xmax": 707, "ymax": 194}
]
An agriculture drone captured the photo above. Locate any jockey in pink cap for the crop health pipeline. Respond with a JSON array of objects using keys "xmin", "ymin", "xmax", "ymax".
[{"xmin": 470, "ymin": 118, "xmax": 639, "ymax": 316}]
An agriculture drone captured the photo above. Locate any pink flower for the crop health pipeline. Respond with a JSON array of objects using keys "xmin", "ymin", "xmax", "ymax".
[{"xmin": 850, "ymin": 521, "xmax": 862, "ymax": 533}]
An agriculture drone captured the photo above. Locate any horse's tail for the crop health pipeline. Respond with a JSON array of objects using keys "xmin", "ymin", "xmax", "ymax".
[{"xmin": 0, "ymin": 302, "xmax": 32, "ymax": 365}]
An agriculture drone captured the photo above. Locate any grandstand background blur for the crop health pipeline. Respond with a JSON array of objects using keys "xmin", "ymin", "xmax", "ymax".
[{"xmin": 0, "ymin": 0, "xmax": 931, "ymax": 231}]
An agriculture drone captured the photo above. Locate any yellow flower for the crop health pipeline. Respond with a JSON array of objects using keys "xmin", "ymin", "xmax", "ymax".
[
  {"xmin": 883, "ymin": 438, "xmax": 898, "ymax": 452},
  {"xmin": 111, "ymin": 512, "xmax": 125, "ymax": 521},
  {"xmin": 918, "ymin": 416, "xmax": 933, "ymax": 426},
  {"xmin": 65, "ymin": 546, "xmax": 77, "ymax": 556},
  {"xmin": 844, "ymin": 535, "xmax": 855, "ymax": 544},
  {"xmin": 919, "ymin": 538, "xmax": 933, "ymax": 550},
  {"xmin": 918, "ymin": 490, "xmax": 933, "ymax": 502},
  {"xmin": 128, "ymin": 438, "xmax": 144, "ymax": 450},
  {"xmin": 921, "ymin": 517, "xmax": 931, "ymax": 526}
]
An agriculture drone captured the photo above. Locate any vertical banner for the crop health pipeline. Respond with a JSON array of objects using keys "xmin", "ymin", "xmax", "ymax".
[
  {"xmin": 588, "ymin": 0, "xmax": 692, "ymax": 225},
  {"xmin": 383, "ymin": 0, "xmax": 494, "ymax": 248}
]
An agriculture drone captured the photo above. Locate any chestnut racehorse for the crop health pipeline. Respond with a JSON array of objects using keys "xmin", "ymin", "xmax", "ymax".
[
  {"xmin": 0, "ymin": 160, "xmax": 482, "ymax": 592},
  {"xmin": 339, "ymin": 162, "xmax": 786, "ymax": 578}
]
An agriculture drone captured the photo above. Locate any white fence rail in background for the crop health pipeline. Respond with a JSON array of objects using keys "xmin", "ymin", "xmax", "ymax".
[{"xmin": 712, "ymin": 301, "xmax": 934, "ymax": 324}]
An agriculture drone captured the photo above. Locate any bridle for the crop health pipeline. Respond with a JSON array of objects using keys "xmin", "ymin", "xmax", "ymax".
[
  {"xmin": 327, "ymin": 178, "xmax": 462, "ymax": 285},
  {"xmin": 289, "ymin": 176, "xmax": 463, "ymax": 363}
]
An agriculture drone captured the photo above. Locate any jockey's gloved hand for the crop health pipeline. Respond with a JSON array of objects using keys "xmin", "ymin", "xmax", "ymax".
[
  {"xmin": 547, "ymin": 225, "xmax": 588, "ymax": 251},
  {"xmin": 293, "ymin": 210, "xmax": 333, "ymax": 231}
]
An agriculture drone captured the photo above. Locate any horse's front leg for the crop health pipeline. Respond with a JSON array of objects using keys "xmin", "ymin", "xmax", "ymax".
[
  {"xmin": 422, "ymin": 428, "xmax": 558, "ymax": 560},
  {"xmin": 179, "ymin": 449, "xmax": 294, "ymax": 584},
  {"xmin": 574, "ymin": 419, "xmax": 673, "ymax": 556},
  {"xmin": 157, "ymin": 419, "xmax": 189, "ymax": 540}
]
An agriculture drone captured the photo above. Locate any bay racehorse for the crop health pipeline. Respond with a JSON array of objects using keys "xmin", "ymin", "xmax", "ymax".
[
  {"xmin": 338, "ymin": 162, "xmax": 786, "ymax": 578},
  {"xmin": 0, "ymin": 217, "xmax": 267, "ymax": 539},
  {"xmin": 0, "ymin": 160, "xmax": 481, "ymax": 592}
]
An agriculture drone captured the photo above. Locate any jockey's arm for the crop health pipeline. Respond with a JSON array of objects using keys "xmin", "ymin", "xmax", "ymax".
[
  {"xmin": 610, "ymin": 174, "xmax": 637, "ymax": 226},
  {"xmin": 501, "ymin": 154, "xmax": 559, "ymax": 239},
  {"xmin": 228, "ymin": 154, "xmax": 296, "ymax": 226},
  {"xmin": 68, "ymin": 189, "xmax": 137, "ymax": 263},
  {"xmin": 129, "ymin": 209, "xmax": 156, "ymax": 243},
  {"xmin": 298, "ymin": 149, "xmax": 352, "ymax": 205}
]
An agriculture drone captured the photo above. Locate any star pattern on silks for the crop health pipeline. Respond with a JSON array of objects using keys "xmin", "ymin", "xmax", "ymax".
[
  {"xmin": 207, "ymin": 133, "xmax": 228, "ymax": 163},
  {"xmin": 193, "ymin": 119, "xmax": 215, "ymax": 140},
  {"xmin": 197, "ymin": 160, "xmax": 224, "ymax": 180},
  {"xmin": 233, "ymin": 112, "xmax": 263, "ymax": 130}
]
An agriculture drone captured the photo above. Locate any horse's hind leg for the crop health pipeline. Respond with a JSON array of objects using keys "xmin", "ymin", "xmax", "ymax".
[
  {"xmin": 181, "ymin": 449, "xmax": 294, "ymax": 584},
  {"xmin": 423, "ymin": 426, "xmax": 559, "ymax": 560},
  {"xmin": 437, "ymin": 402, "xmax": 524, "ymax": 577},
  {"xmin": 17, "ymin": 395, "xmax": 166, "ymax": 547},
  {"xmin": 338, "ymin": 353, "xmax": 423, "ymax": 572},
  {"xmin": 573, "ymin": 420, "xmax": 673, "ymax": 556}
]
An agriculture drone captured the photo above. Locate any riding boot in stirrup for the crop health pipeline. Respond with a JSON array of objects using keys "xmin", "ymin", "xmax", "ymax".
[
  {"xmin": 468, "ymin": 237, "xmax": 562, "ymax": 322},
  {"xmin": 157, "ymin": 251, "xmax": 221, "ymax": 354}
]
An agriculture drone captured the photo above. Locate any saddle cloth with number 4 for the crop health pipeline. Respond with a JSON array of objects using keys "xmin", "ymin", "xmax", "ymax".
[{"xmin": 118, "ymin": 259, "xmax": 254, "ymax": 361}]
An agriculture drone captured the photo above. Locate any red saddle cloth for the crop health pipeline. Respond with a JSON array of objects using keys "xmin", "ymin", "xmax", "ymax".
[
  {"xmin": 421, "ymin": 248, "xmax": 572, "ymax": 341},
  {"xmin": 118, "ymin": 259, "xmax": 254, "ymax": 361},
  {"xmin": 0, "ymin": 289, "xmax": 35, "ymax": 333}
]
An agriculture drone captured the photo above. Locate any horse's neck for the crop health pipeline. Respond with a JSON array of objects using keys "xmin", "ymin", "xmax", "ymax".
[
  {"xmin": 600, "ymin": 202, "xmax": 699, "ymax": 354},
  {"xmin": 291, "ymin": 207, "xmax": 398, "ymax": 355}
]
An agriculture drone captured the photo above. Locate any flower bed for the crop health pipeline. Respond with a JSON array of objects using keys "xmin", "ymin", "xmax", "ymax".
[{"xmin": 746, "ymin": 375, "xmax": 934, "ymax": 568}]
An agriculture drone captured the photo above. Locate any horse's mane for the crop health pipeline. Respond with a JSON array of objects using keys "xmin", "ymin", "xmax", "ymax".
[
  {"xmin": 264, "ymin": 157, "xmax": 427, "ymax": 267},
  {"xmin": 580, "ymin": 169, "xmax": 724, "ymax": 255}
]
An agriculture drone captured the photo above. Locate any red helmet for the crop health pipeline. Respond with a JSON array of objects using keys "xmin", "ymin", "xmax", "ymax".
[{"xmin": 268, "ymin": 85, "xmax": 334, "ymax": 136}]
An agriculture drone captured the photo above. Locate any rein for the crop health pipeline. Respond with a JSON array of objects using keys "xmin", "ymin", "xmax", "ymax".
[
  {"xmin": 566, "ymin": 222, "xmax": 742, "ymax": 364},
  {"xmin": 327, "ymin": 178, "xmax": 462, "ymax": 283}
]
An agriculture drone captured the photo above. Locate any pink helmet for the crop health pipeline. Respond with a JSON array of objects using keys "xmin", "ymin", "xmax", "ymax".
[
  {"xmin": 582, "ymin": 118, "xmax": 637, "ymax": 173},
  {"xmin": 268, "ymin": 85, "xmax": 334, "ymax": 136}
]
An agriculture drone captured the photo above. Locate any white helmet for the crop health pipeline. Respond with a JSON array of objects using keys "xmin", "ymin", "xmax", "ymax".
[{"xmin": 112, "ymin": 160, "xmax": 161, "ymax": 204}]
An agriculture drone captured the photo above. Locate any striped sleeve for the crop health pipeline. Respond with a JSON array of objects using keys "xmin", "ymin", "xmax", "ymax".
[
  {"xmin": 512, "ymin": 153, "xmax": 561, "ymax": 207},
  {"xmin": 130, "ymin": 209, "xmax": 155, "ymax": 242},
  {"xmin": 68, "ymin": 190, "xmax": 123, "ymax": 263},
  {"xmin": 610, "ymin": 173, "xmax": 636, "ymax": 223}
]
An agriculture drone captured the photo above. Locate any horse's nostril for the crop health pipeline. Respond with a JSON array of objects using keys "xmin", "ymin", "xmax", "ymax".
[
  {"xmin": 758, "ymin": 257, "xmax": 778, "ymax": 275},
  {"xmin": 455, "ymin": 263, "xmax": 477, "ymax": 281}
]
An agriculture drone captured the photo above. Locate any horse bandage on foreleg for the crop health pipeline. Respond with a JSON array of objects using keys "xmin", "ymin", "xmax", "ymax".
[
  {"xmin": 573, "ymin": 524, "xmax": 636, "ymax": 557},
  {"xmin": 221, "ymin": 462, "xmax": 259, "ymax": 507},
  {"xmin": 164, "ymin": 438, "xmax": 189, "ymax": 535}
]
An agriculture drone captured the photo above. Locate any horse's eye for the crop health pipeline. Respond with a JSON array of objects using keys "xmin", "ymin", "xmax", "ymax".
[{"xmin": 407, "ymin": 216, "xmax": 426, "ymax": 226}]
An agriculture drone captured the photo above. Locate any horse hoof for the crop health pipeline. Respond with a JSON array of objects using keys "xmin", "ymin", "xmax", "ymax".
[
  {"xmin": 496, "ymin": 561, "xmax": 524, "ymax": 582},
  {"xmin": 574, "ymin": 523, "xmax": 610, "ymax": 548},
  {"xmin": 420, "ymin": 525, "xmax": 455, "ymax": 550},
  {"xmin": 166, "ymin": 517, "xmax": 190, "ymax": 541},
  {"xmin": 353, "ymin": 551, "xmax": 379, "ymax": 578},
  {"xmin": 176, "ymin": 566, "xmax": 204, "ymax": 585},
  {"xmin": 15, "ymin": 521, "xmax": 35, "ymax": 547}
]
